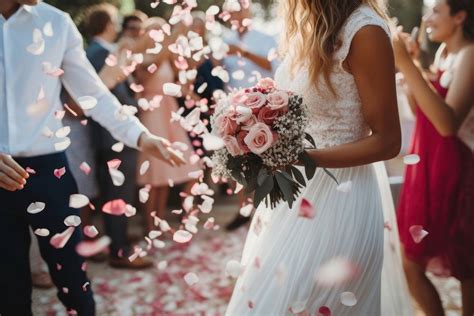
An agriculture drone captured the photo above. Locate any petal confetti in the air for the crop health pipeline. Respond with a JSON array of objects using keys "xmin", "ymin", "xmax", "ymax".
[
  {"xmin": 298, "ymin": 199, "xmax": 315, "ymax": 219},
  {"xmin": 409, "ymin": 225, "xmax": 429, "ymax": 243},
  {"xmin": 50, "ymin": 227, "xmax": 75, "ymax": 249},
  {"xmin": 403, "ymin": 154, "xmax": 421, "ymax": 165},
  {"xmin": 27, "ymin": 201, "xmax": 46, "ymax": 214},
  {"xmin": 76, "ymin": 236, "xmax": 111, "ymax": 257},
  {"xmin": 69, "ymin": 194, "xmax": 90, "ymax": 209}
]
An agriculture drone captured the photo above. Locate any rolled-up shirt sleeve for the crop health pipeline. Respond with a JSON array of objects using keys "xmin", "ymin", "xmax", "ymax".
[{"xmin": 60, "ymin": 14, "xmax": 148, "ymax": 149}]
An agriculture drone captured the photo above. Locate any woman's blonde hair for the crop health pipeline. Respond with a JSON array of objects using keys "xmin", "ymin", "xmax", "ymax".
[{"xmin": 279, "ymin": 0, "xmax": 389, "ymax": 95}]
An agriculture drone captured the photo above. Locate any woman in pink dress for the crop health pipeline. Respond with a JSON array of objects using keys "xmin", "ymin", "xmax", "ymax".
[
  {"xmin": 136, "ymin": 18, "xmax": 201, "ymax": 232},
  {"xmin": 393, "ymin": 1, "xmax": 474, "ymax": 315}
]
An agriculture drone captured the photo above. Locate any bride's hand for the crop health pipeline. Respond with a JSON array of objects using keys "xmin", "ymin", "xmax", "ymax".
[{"xmin": 138, "ymin": 133, "xmax": 186, "ymax": 167}]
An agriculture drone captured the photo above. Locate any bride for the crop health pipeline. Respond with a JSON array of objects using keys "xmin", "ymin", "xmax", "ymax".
[{"xmin": 226, "ymin": 0, "xmax": 413, "ymax": 315}]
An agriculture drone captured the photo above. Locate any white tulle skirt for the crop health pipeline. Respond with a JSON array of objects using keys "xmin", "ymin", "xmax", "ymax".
[{"xmin": 226, "ymin": 163, "xmax": 413, "ymax": 316}]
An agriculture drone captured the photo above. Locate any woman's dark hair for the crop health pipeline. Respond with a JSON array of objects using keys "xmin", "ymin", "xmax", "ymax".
[{"xmin": 447, "ymin": 0, "xmax": 474, "ymax": 40}]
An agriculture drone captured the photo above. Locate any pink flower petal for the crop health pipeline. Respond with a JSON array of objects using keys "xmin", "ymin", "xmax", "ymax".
[
  {"xmin": 102, "ymin": 199, "xmax": 127, "ymax": 216},
  {"xmin": 298, "ymin": 199, "xmax": 315, "ymax": 219},
  {"xmin": 409, "ymin": 225, "xmax": 429, "ymax": 243},
  {"xmin": 163, "ymin": 83, "xmax": 181, "ymax": 96},
  {"xmin": 83, "ymin": 225, "xmax": 99, "ymax": 238},
  {"xmin": 130, "ymin": 83, "xmax": 144, "ymax": 93},
  {"xmin": 340, "ymin": 292, "xmax": 357, "ymax": 306},
  {"xmin": 107, "ymin": 159, "xmax": 122, "ymax": 169},
  {"xmin": 239, "ymin": 204, "xmax": 253, "ymax": 217},
  {"xmin": 184, "ymin": 272, "xmax": 199, "ymax": 286},
  {"xmin": 79, "ymin": 162, "xmax": 91, "ymax": 175},
  {"xmin": 76, "ymin": 236, "xmax": 111, "ymax": 257},
  {"xmin": 314, "ymin": 257, "xmax": 357, "ymax": 286},
  {"xmin": 105, "ymin": 54, "xmax": 117, "ymax": 67},
  {"xmin": 26, "ymin": 167, "xmax": 36, "ymax": 174},
  {"xmin": 173, "ymin": 230, "xmax": 193, "ymax": 243},
  {"xmin": 54, "ymin": 167, "xmax": 66, "ymax": 179},
  {"xmin": 317, "ymin": 306, "xmax": 332, "ymax": 316},
  {"xmin": 50, "ymin": 227, "xmax": 75, "ymax": 249}
]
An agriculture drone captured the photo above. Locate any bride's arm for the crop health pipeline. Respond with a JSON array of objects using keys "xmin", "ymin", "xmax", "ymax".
[{"xmin": 308, "ymin": 26, "xmax": 401, "ymax": 168}]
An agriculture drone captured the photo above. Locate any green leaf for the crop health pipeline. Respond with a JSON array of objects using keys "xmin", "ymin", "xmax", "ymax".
[
  {"xmin": 290, "ymin": 166, "xmax": 306, "ymax": 187},
  {"xmin": 275, "ymin": 172, "xmax": 295, "ymax": 208},
  {"xmin": 257, "ymin": 168, "xmax": 269, "ymax": 186},
  {"xmin": 323, "ymin": 168, "xmax": 339, "ymax": 185},
  {"xmin": 300, "ymin": 151, "xmax": 317, "ymax": 180},
  {"xmin": 253, "ymin": 174, "xmax": 274, "ymax": 208},
  {"xmin": 305, "ymin": 133, "xmax": 316, "ymax": 149}
]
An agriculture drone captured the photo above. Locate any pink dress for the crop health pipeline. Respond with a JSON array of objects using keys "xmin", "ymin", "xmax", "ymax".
[
  {"xmin": 137, "ymin": 61, "xmax": 201, "ymax": 187},
  {"xmin": 397, "ymin": 70, "xmax": 474, "ymax": 280}
]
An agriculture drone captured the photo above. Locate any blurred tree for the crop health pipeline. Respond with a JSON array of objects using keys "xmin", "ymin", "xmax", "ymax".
[{"xmin": 388, "ymin": 0, "xmax": 424, "ymax": 31}]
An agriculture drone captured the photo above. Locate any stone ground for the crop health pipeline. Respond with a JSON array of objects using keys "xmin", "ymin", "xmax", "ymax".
[{"xmin": 32, "ymin": 159, "xmax": 463, "ymax": 315}]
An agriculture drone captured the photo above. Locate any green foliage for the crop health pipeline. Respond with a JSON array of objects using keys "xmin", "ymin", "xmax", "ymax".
[
  {"xmin": 388, "ymin": 0, "xmax": 424, "ymax": 31},
  {"xmin": 44, "ymin": 0, "xmax": 120, "ymax": 24}
]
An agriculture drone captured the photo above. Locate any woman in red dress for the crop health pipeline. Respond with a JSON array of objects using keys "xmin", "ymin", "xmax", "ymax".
[{"xmin": 393, "ymin": 1, "xmax": 474, "ymax": 315}]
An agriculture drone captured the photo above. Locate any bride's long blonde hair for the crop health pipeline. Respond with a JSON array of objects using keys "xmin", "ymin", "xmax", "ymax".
[{"xmin": 279, "ymin": 0, "xmax": 389, "ymax": 95}]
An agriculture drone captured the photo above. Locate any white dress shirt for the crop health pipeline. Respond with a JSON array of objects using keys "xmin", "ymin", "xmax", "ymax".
[
  {"xmin": 223, "ymin": 28, "xmax": 278, "ymax": 90},
  {"xmin": 0, "ymin": 3, "xmax": 147, "ymax": 157}
]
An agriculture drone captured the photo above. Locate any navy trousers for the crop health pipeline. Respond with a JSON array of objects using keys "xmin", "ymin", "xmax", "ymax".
[{"xmin": 0, "ymin": 153, "xmax": 95, "ymax": 315}]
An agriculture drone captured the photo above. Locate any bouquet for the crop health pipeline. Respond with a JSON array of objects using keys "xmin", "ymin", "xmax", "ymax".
[{"xmin": 211, "ymin": 78, "xmax": 337, "ymax": 209}]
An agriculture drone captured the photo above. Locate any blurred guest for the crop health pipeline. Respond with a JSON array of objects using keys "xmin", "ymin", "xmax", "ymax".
[
  {"xmin": 121, "ymin": 10, "xmax": 147, "ymax": 40},
  {"xmin": 83, "ymin": 4, "xmax": 152, "ymax": 269},
  {"xmin": 394, "ymin": 1, "xmax": 474, "ymax": 315},
  {"xmin": 178, "ymin": 12, "xmax": 225, "ymax": 150},
  {"xmin": 136, "ymin": 18, "xmax": 202, "ymax": 232},
  {"xmin": 222, "ymin": 0, "xmax": 278, "ymax": 230},
  {"xmin": 223, "ymin": 0, "xmax": 278, "ymax": 90}
]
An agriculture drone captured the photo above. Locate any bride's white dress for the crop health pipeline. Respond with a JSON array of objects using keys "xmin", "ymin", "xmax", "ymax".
[{"xmin": 226, "ymin": 5, "xmax": 413, "ymax": 316}]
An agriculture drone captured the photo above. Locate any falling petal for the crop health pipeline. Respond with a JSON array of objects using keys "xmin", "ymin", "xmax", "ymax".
[
  {"xmin": 298, "ymin": 199, "xmax": 315, "ymax": 219},
  {"xmin": 130, "ymin": 83, "xmax": 144, "ymax": 93},
  {"xmin": 79, "ymin": 162, "xmax": 91, "ymax": 175},
  {"xmin": 225, "ymin": 260, "xmax": 243, "ymax": 278},
  {"xmin": 27, "ymin": 202, "xmax": 46, "ymax": 214},
  {"xmin": 239, "ymin": 204, "xmax": 253, "ymax": 217},
  {"xmin": 157, "ymin": 260, "xmax": 168, "ymax": 270},
  {"xmin": 340, "ymin": 292, "xmax": 357, "ymax": 306},
  {"xmin": 139, "ymin": 187, "xmax": 150, "ymax": 203},
  {"xmin": 54, "ymin": 137, "xmax": 71, "ymax": 151},
  {"xmin": 203, "ymin": 217, "xmax": 215, "ymax": 230},
  {"xmin": 184, "ymin": 272, "xmax": 199, "ymax": 286},
  {"xmin": 173, "ymin": 230, "xmax": 193, "ymax": 243},
  {"xmin": 198, "ymin": 196, "xmax": 214, "ymax": 214},
  {"xmin": 83, "ymin": 225, "xmax": 99, "ymax": 238},
  {"xmin": 202, "ymin": 133, "xmax": 225, "ymax": 151},
  {"xmin": 403, "ymin": 154, "xmax": 420, "ymax": 165},
  {"xmin": 109, "ymin": 168, "xmax": 125, "ymax": 186},
  {"xmin": 289, "ymin": 302, "xmax": 306, "ymax": 314},
  {"xmin": 337, "ymin": 181, "xmax": 352, "ymax": 193},
  {"xmin": 55, "ymin": 126, "xmax": 71, "ymax": 138},
  {"xmin": 317, "ymin": 306, "xmax": 332, "ymax": 316},
  {"xmin": 314, "ymin": 257, "xmax": 357, "ymax": 286},
  {"xmin": 54, "ymin": 167, "xmax": 66, "ymax": 179},
  {"xmin": 232, "ymin": 70, "xmax": 245, "ymax": 80},
  {"xmin": 148, "ymin": 230, "xmax": 162, "ymax": 239},
  {"xmin": 111, "ymin": 142, "xmax": 124, "ymax": 152},
  {"xmin": 163, "ymin": 83, "xmax": 182, "ymax": 96},
  {"xmin": 139, "ymin": 160, "xmax": 150, "ymax": 175},
  {"xmin": 77, "ymin": 96, "xmax": 98, "ymax": 110},
  {"xmin": 34, "ymin": 228, "xmax": 50, "ymax": 237},
  {"xmin": 26, "ymin": 167, "xmax": 36, "ymax": 174},
  {"xmin": 27, "ymin": 29, "xmax": 45, "ymax": 55},
  {"xmin": 43, "ymin": 22, "xmax": 54, "ymax": 37},
  {"xmin": 50, "ymin": 227, "xmax": 75, "ymax": 249},
  {"xmin": 409, "ymin": 225, "xmax": 429, "ymax": 243},
  {"xmin": 64, "ymin": 215, "xmax": 81, "ymax": 227},
  {"xmin": 160, "ymin": 220, "xmax": 171, "ymax": 232},
  {"xmin": 76, "ymin": 236, "xmax": 111, "ymax": 257},
  {"xmin": 188, "ymin": 170, "xmax": 204, "ymax": 179},
  {"xmin": 102, "ymin": 199, "xmax": 127, "ymax": 216},
  {"xmin": 125, "ymin": 204, "xmax": 137, "ymax": 217},
  {"xmin": 69, "ymin": 194, "xmax": 90, "ymax": 209},
  {"xmin": 147, "ymin": 63, "xmax": 158, "ymax": 73},
  {"xmin": 105, "ymin": 54, "xmax": 117, "ymax": 67}
]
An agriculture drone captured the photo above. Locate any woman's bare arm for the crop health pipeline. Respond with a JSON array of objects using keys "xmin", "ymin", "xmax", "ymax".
[{"xmin": 308, "ymin": 26, "xmax": 401, "ymax": 168}]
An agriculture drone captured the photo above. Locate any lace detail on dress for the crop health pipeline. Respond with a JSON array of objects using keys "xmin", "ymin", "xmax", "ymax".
[{"xmin": 274, "ymin": 5, "xmax": 391, "ymax": 148}]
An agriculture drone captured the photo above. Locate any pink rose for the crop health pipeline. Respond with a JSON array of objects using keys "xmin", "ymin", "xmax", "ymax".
[
  {"xmin": 244, "ymin": 122, "xmax": 276, "ymax": 155},
  {"xmin": 257, "ymin": 106, "xmax": 283, "ymax": 125},
  {"xmin": 243, "ymin": 92, "xmax": 267, "ymax": 113},
  {"xmin": 214, "ymin": 114, "xmax": 238, "ymax": 137},
  {"xmin": 266, "ymin": 91, "xmax": 289, "ymax": 111},
  {"xmin": 257, "ymin": 77, "xmax": 276, "ymax": 91},
  {"xmin": 236, "ymin": 130, "xmax": 250, "ymax": 154},
  {"xmin": 223, "ymin": 135, "xmax": 244, "ymax": 157},
  {"xmin": 241, "ymin": 115, "xmax": 258, "ymax": 131}
]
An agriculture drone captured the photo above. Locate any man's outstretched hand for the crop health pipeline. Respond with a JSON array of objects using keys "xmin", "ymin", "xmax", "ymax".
[
  {"xmin": 138, "ymin": 133, "xmax": 186, "ymax": 167},
  {"xmin": 0, "ymin": 154, "xmax": 29, "ymax": 191}
]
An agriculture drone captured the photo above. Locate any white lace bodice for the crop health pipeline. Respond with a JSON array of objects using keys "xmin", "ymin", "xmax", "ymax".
[{"xmin": 275, "ymin": 5, "xmax": 391, "ymax": 148}]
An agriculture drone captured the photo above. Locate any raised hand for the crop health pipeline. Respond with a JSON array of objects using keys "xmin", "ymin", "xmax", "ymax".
[
  {"xmin": 0, "ymin": 154, "xmax": 29, "ymax": 191},
  {"xmin": 138, "ymin": 133, "xmax": 186, "ymax": 167}
]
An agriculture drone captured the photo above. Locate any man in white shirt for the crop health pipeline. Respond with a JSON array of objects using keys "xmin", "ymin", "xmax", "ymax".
[{"xmin": 0, "ymin": 1, "xmax": 184, "ymax": 315}]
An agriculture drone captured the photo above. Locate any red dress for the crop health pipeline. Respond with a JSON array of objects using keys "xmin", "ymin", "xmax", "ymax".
[{"xmin": 397, "ymin": 70, "xmax": 474, "ymax": 280}]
